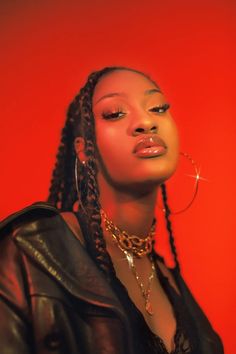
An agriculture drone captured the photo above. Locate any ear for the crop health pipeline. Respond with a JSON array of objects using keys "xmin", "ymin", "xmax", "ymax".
[{"xmin": 74, "ymin": 137, "xmax": 88, "ymax": 164}]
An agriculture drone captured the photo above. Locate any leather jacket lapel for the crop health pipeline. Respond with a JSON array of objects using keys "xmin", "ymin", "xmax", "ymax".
[{"xmin": 10, "ymin": 204, "xmax": 125, "ymax": 318}]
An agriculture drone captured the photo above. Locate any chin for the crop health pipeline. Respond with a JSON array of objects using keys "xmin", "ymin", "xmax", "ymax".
[{"xmin": 132, "ymin": 163, "xmax": 177, "ymax": 185}]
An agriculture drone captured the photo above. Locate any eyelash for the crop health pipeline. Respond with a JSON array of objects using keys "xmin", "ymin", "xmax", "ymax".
[
  {"xmin": 101, "ymin": 103, "xmax": 170, "ymax": 120},
  {"xmin": 102, "ymin": 108, "xmax": 125, "ymax": 120},
  {"xmin": 149, "ymin": 103, "xmax": 170, "ymax": 114}
]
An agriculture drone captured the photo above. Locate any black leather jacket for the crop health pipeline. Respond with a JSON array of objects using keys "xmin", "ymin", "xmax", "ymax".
[{"xmin": 0, "ymin": 202, "xmax": 224, "ymax": 354}]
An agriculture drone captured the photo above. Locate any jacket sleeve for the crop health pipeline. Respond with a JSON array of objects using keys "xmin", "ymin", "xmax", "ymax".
[{"xmin": 0, "ymin": 231, "xmax": 33, "ymax": 353}]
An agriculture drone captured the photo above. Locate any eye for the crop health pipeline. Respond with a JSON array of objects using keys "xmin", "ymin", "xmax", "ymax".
[
  {"xmin": 102, "ymin": 109, "xmax": 126, "ymax": 120},
  {"xmin": 149, "ymin": 103, "xmax": 170, "ymax": 114}
]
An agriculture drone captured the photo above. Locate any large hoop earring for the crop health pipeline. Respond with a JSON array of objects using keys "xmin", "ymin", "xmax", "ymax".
[
  {"xmin": 161, "ymin": 152, "xmax": 202, "ymax": 215},
  {"xmin": 75, "ymin": 157, "xmax": 79, "ymax": 195}
]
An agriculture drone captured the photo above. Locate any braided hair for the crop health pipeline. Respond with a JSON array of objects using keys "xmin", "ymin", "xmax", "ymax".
[
  {"xmin": 161, "ymin": 184, "xmax": 180, "ymax": 272},
  {"xmin": 47, "ymin": 66, "xmax": 180, "ymax": 275}
]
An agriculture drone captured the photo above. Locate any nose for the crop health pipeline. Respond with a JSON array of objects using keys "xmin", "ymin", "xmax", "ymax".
[
  {"xmin": 133, "ymin": 125, "xmax": 158, "ymax": 136},
  {"xmin": 131, "ymin": 113, "xmax": 158, "ymax": 136}
]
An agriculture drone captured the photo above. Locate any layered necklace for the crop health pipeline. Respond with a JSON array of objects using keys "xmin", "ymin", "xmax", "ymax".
[{"xmin": 101, "ymin": 209, "xmax": 156, "ymax": 316}]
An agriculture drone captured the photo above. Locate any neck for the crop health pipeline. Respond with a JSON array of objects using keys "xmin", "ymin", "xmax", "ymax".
[{"xmin": 98, "ymin": 178, "xmax": 159, "ymax": 239}]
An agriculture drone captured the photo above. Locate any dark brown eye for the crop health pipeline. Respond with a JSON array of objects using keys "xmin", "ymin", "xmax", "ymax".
[
  {"xmin": 149, "ymin": 103, "xmax": 170, "ymax": 114},
  {"xmin": 102, "ymin": 110, "xmax": 125, "ymax": 120}
]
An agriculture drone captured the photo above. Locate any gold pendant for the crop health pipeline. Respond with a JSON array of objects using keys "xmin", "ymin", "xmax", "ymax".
[{"xmin": 145, "ymin": 301, "xmax": 154, "ymax": 316}]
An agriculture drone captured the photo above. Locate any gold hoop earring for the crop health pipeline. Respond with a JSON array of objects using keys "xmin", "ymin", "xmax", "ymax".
[
  {"xmin": 160, "ymin": 152, "xmax": 202, "ymax": 215},
  {"xmin": 75, "ymin": 157, "xmax": 79, "ymax": 195}
]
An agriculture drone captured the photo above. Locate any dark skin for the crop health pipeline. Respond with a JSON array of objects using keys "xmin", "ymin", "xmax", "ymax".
[{"xmin": 63, "ymin": 70, "xmax": 180, "ymax": 353}]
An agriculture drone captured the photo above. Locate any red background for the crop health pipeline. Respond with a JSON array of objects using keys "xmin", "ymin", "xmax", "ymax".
[{"xmin": 0, "ymin": 0, "xmax": 235, "ymax": 352}]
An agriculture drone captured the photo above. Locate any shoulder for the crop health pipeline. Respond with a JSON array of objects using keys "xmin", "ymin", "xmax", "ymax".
[
  {"xmin": 0, "ymin": 203, "xmax": 59, "ymax": 311},
  {"xmin": 0, "ymin": 202, "xmax": 60, "ymax": 271},
  {"xmin": 0, "ymin": 202, "xmax": 85, "ymax": 258},
  {"xmin": 0, "ymin": 202, "xmax": 59, "ymax": 237},
  {"xmin": 1, "ymin": 202, "xmax": 85, "ymax": 245}
]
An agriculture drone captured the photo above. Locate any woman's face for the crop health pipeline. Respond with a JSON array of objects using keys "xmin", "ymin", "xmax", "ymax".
[{"xmin": 92, "ymin": 70, "xmax": 179, "ymax": 190}]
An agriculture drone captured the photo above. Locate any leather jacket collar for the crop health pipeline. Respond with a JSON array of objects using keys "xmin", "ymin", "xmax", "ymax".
[{"xmin": 1, "ymin": 202, "xmax": 130, "ymax": 327}]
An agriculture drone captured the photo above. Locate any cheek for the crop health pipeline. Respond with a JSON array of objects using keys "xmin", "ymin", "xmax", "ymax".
[
  {"xmin": 164, "ymin": 120, "xmax": 179, "ymax": 154},
  {"xmin": 159, "ymin": 119, "xmax": 180, "ymax": 176},
  {"xmin": 95, "ymin": 123, "xmax": 149, "ymax": 184},
  {"xmin": 95, "ymin": 124, "xmax": 129, "ymax": 172},
  {"xmin": 96, "ymin": 124, "xmax": 120, "ymax": 154},
  {"xmin": 171, "ymin": 128, "xmax": 180, "ymax": 164}
]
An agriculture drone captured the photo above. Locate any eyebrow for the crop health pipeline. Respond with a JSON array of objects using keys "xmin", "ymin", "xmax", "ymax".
[{"xmin": 94, "ymin": 87, "xmax": 162, "ymax": 105}]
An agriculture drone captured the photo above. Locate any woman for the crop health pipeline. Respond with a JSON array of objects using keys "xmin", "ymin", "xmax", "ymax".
[{"xmin": 0, "ymin": 67, "xmax": 223, "ymax": 354}]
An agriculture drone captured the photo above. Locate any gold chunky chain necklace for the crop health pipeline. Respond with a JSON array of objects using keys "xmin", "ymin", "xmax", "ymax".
[
  {"xmin": 101, "ymin": 209, "xmax": 156, "ymax": 316},
  {"xmin": 100, "ymin": 209, "xmax": 155, "ymax": 258}
]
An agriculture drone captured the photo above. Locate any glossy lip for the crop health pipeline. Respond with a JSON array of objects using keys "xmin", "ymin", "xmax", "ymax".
[{"xmin": 133, "ymin": 135, "xmax": 167, "ymax": 158}]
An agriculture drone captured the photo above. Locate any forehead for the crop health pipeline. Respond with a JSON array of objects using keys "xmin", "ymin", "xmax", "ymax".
[{"xmin": 92, "ymin": 70, "xmax": 158, "ymax": 103}]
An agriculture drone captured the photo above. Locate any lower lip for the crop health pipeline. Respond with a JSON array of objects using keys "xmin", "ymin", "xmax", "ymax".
[{"xmin": 134, "ymin": 146, "xmax": 167, "ymax": 158}]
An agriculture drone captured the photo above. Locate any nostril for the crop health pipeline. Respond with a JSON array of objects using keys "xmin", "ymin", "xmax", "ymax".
[
  {"xmin": 150, "ymin": 126, "xmax": 158, "ymax": 132},
  {"xmin": 133, "ymin": 126, "xmax": 158, "ymax": 136},
  {"xmin": 135, "ymin": 128, "xmax": 145, "ymax": 133}
]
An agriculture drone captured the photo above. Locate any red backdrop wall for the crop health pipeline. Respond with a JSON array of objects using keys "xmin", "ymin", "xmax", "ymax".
[{"xmin": 0, "ymin": 0, "xmax": 235, "ymax": 352}]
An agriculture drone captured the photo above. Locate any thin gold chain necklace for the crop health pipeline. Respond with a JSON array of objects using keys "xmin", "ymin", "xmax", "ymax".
[
  {"xmin": 124, "ymin": 250, "xmax": 155, "ymax": 316},
  {"xmin": 101, "ymin": 209, "xmax": 156, "ymax": 315}
]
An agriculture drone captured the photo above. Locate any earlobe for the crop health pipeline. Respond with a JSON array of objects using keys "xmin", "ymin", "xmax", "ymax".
[
  {"xmin": 74, "ymin": 137, "xmax": 87, "ymax": 164},
  {"xmin": 74, "ymin": 137, "xmax": 85, "ymax": 153}
]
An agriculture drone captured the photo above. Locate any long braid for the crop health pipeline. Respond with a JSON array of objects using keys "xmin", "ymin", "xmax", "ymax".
[
  {"xmin": 48, "ymin": 67, "xmax": 127, "ymax": 276},
  {"xmin": 160, "ymin": 183, "xmax": 180, "ymax": 272},
  {"xmin": 48, "ymin": 98, "xmax": 78, "ymax": 211},
  {"xmin": 77, "ymin": 75, "xmax": 113, "ymax": 274}
]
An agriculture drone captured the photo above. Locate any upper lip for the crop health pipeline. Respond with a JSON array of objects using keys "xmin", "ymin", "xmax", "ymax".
[{"xmin": 133, "ymin": 135, "xmax": 167, "ymax": 153}]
